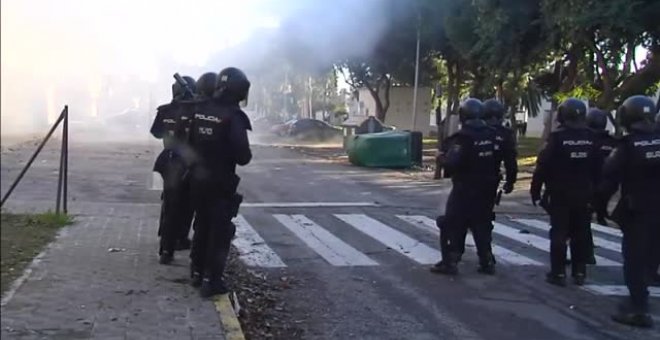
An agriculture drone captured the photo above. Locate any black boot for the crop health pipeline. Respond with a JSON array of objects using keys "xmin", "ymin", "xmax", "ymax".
[
  {"xmin": 478, "ymin": 254, "xmax": 496, "ymax": 275},
  {"xmin": 572, "ymin": 263, "xmax": 587, "ymax": 286},
  {"xmin": 190, "ymin": 266, "xmax": 203, "ymax": 288},
  {"xmin": 546, "ymin": 272, "xmax": 567, "ymax": 287},
  {"xmin": 612, "ymin": 302, "xmax": 653, "ymax": 328},
  {"xmin": 430, "ymin": 261, "xmax": 458, "ymax": 275},
  {"xmin": 200, "ymin": 277, "xmax": 229, "ymax": 298},
  {"xmin": 159, "ymin": 251, "xmax": 174, "ymax": 265},
  {"xmin": 572, "ymin": 273, "xmax": 586, "ymax": 286}
]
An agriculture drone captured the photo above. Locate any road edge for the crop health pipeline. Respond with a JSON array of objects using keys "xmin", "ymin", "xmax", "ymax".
[{"xmin": 214, "ymin": 293, "xmax": 246, "ymax": 340}]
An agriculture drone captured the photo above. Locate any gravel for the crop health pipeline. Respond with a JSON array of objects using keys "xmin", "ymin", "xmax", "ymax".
[{"xmin": 225, "ymin": 248, "xmax": 305, "ymax": 340}]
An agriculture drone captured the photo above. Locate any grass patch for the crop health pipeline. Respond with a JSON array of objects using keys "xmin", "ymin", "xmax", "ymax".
[
  {"xmin": 517, "ymin": 136, "xmax": 543, "ymax": 167},
  {"xmin": 1, "ymin": 211, "xmax": 74, "ymax": 294},
  {"xmin": 423, "ymin": 138, "xmax": 437, "ymax": 147},
  {"xmin": 517, "ymin": 136, "xmax": 543, "ymax": 159}
]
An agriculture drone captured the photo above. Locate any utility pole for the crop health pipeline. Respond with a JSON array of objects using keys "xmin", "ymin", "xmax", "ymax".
[
  {"xmin": 308, "ymin": 76, "xmax": 313, "ymax": 119},
  {"xmin": 411, "ymin": 11, "xmax": 421, "ymax": 131}
]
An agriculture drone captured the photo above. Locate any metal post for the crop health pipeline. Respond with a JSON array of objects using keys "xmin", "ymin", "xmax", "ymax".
[
  {"xmin": 1, "ymin": 108, "xmax": 66, "ymax": 208},
  {"xmin": 63, "ymin": 106, "xmax": 69, "ymax": 213},
  {"xmin": 56, "ymin": 124, "xmax": 65, "ymax": 214},
  {"xmin": 411, "ymin": 11, "xmax": 421, "ymax": 132}
]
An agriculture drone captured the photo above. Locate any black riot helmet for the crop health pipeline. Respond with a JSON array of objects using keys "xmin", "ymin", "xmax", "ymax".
[
  {"xmin": 483, "ymin": 98, "xmax": 506, "ymax": 125},
  {"xmin": 617, "ymin": 95, "xmax": 656, "ymax": 130},
  {"xmin": 214, "ymin": 67, "xmax": 250, "ymax": 104},
  {"xmin": 172, "ymin": 75, "xmax": 197, "ymax": 101},
  {"xmin": 196, "ymin": 72, "xmax": 218, "ymax": 99},
  {"xmin": 586, "ymin": 108, "xmax": 608, "ymax": 131},
  {"xmin": 556, "ymin": 98, "xmax": 587, "ymax": 127},
  {"xmin": 458, "ymin": 98, "xmax": 484, "ymax": 123}
]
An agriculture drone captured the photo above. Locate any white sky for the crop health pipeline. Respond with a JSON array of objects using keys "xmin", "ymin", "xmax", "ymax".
[{"xmin": 1, "ymin": 0, "xmax": 281, "ymax": 82}]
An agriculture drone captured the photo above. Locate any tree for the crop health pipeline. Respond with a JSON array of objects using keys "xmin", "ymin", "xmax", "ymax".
[{"xmin": 541, "ymin": 0, "xmax": 660, "ymax": 110}]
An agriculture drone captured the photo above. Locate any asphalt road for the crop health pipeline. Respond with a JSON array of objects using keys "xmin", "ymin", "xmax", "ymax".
[{"xmin": 1, "ymin": 135, "xmax": 658, "ymax": 340}]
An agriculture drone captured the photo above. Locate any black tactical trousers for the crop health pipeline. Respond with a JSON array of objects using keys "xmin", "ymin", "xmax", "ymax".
[
  {"xmin": 621, "ymin": 212, "xmax": 660, "ymax": 313},
  {"xmin": 548, "ymin": 201, "xmax": 591, "ymax": 276},
  {"xmin": 158, "ymin": 160, "xmax": 194, "ymax": 254},
  {"xmin": 190, "ymin": 197, "xmax": 236, "ymax": 280},
  {"xmin": 441, "ymin": 183, "xmax": 495, "ymax": 265},
  {"xmin": 445, "ymin": 180, "xmax": 500, "ymax": 260}
]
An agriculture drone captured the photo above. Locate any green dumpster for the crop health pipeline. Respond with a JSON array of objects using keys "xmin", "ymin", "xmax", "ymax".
[{"xmin": 346, "ymin": 131, "xmax": 412, "ymax": 168}]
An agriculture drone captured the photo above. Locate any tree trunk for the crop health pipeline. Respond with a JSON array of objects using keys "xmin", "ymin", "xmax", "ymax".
[
  {"xmin": 446, "ymin": 62, "xmax": 456, "ymax": 115},
  {"xmin": 382, "ymin": 75, "xmax": 391, "ymax": 120},
  {"xmin": 594, "ymin": 43, "xmax": 615, "ymax": 110},
  {"xmin": 452, "ymin": 62, "xmax": 464, "ymax": 114},
  {"xmin": 366, "ymin": 77, "xmax": 392, "ymax": 122}
]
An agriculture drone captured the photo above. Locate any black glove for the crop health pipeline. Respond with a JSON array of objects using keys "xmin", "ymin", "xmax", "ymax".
[{"xmin": 503, "ymin": 182, "xmax": 514, "ymax": 194}]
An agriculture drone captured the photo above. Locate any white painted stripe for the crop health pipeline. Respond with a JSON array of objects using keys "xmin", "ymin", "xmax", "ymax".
[
  {"xmin": 232, "ymin": 215, "xmax": 286, "ymax": 268},
  {"xmin": 335, "ymin": 214, "xmax": 441, "ymax": 265},
  {"xmin": 514, "ymin": 219, "xmax": 622, "ymax": 253},
  {"xmin": 590, "ymin": 223, "xmax": 623, "ymax": 238},
  {"xmin": 273, "ymin": 215, "xmax": 378, "ymax": 266},
  {"xmin": 581, "ymin": 284, "xmax": 660, "ymax": 298},
  {"xmin": 492, "ymin": 222, "xmax": 622, "ymax": 267},
  {"xmin": 151, "ymin": 172, "xmax": 163, "ymax": 190},
  {"xmin": 397, "ymin": 215, "xmax": 543, "ymax": 266},
  {"xmin": 242, "ymin": 202, "xmax": 379, "ymax": 208}
]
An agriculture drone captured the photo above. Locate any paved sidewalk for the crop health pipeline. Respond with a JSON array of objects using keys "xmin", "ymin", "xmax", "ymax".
[{"xmin": 1, "ymin": 201, "xmax": 227, "ymax": 340}]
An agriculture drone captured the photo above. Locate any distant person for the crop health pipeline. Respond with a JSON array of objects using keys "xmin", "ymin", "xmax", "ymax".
[
  {"xmin": 598, "ymin": 95, "xmax": 660, "ymax": 328},
  {"xmin": 150, "ymin": 75, "xmax": 197, "ymax": 264},
  {"xmin": 188, "ymin": 67, "xmax": 252, "ymax": 297}
]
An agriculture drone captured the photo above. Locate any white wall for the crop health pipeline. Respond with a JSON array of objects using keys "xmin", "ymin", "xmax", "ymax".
[{"xmin": 356, "ymin": 86, "xmax": 433, "ymax": 135}]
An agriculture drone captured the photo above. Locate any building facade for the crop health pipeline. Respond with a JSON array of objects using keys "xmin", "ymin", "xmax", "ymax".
[{"xmin": 351, "ymin": 86, "xmax": 433, "ymax": 135}]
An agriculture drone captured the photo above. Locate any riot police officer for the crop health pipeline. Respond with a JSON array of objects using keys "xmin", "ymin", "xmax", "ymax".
[
  {"xmin": 150, "ymin": 75, "xmax": 197, "ymax": 264},
  {"xmin": 530, "ymin": 98, "xmax": 599, "ymax": 287},
  {"xmin": 188, "ymin": 67, "xmax": 252, "ymax": 297},
  {"xmin": 598, "ymin": 95, "xmax": 659, "ymax": 328},
  {"xmin": 587, "ymin": 108, "xmax": 618, "ymax": 228},
  {"xmin": 445, "ymin": 99, "xmax": 518, "ymax": 263},
  {"xmin": 655, "ymin": 111, "xmax": 660, "ymax": 131},
  {"xmin": 431, "ymin": 98, "xmax": 498, "ymax": 276},
  {"xmin": 483, "ymin": 99, "xmax": 518, "ymax": 208},
  {"xmin": 188, "ymin": 71, "xmax": 217, "ymax": 287}
]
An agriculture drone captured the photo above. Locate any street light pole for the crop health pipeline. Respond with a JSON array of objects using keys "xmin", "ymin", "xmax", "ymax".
[{"xmin": 411, "ymin": 11, "xmax": 421, "ymax": 131}]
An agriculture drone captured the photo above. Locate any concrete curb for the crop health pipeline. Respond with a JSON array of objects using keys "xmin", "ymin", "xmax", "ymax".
[{"xmin": 213, "ymin": 292, "xmax": 246, "ymax": 340}]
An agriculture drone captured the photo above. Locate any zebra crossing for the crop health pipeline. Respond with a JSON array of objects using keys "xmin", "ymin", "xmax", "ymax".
[{"xmin": 231, "ymin": 212, "xmax": 660, "ymax": 299}]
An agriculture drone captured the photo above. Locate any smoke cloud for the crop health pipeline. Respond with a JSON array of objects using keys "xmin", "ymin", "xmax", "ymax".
[{"xmin": 1, "ymin": 0, "xmax": 396, "ymax": 142}]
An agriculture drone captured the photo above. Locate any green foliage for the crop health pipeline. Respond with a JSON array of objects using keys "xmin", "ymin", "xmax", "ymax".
[
  {"xmin": 250, "ymin": 0, "xmax": 660, "ymax": 122},
  {"xmin": 28, "ymin": 211, "xmax": 75, "ymax": 228},
  {"xmin": 554, "ymin": 84, "xmax": 602, "ymax": 104}
]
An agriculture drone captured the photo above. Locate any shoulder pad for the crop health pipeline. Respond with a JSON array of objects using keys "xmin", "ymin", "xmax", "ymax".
[{"xmin": 156, "ymin": 103, "xmax": 171, "ymax": 111}]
